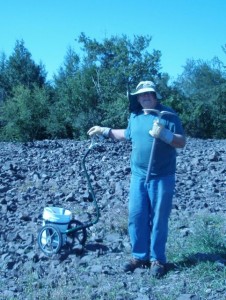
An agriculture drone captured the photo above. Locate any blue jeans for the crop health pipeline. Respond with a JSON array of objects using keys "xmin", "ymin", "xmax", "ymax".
[{"xmin": 128, "ymin": 174, "xmax": 175, "ymax": 263}]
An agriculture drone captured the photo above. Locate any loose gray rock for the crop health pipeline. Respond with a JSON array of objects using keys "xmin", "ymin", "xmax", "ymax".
[{"xmin": 0, "ymin": 138, "xmax": 225, "ymax": 300}]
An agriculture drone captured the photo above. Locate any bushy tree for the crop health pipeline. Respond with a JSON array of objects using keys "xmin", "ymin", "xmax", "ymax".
[
  {"xmin": 0, "ymin": 85, "xmax": 50, "ymax": 141},
  {"xmin": 0, "ymin": 40, "xmax": 47, "ymax": 100},
  {"xmin": 2, "ymin": 35, "xmax": 225, "ymax": 141},
  {"xmin": 173, "ymin": 58, "xmax": 226, "ymax": 138},
  {"xmin": 51, "ymin": 47, "xmax": 99, "ymax": 139},
  {"xmin": 175, "ymin": 57, "xmax": 225, "ymax": 98},
  {"xmin": 77, "ymin": 33, "xmax": 164, "ymax": 96},
  {"xmin": 0, "ymin": 40, "xmax": 52, "ymax": 141},
  {"xmin": 52, "ymin": 33, "xmax": 165, "ymax": 139}
]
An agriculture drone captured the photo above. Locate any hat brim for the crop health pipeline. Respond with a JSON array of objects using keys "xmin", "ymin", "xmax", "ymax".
[
  {"xmin": 130, "ymin": 88, "xmax": 162, "ymax": 100},
  {"xmin": 130, "ymin": 87, "xmax": 156, "ymax": 95}
]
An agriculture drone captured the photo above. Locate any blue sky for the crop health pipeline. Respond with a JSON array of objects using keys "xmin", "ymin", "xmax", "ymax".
[{"xmin": 0, "ymin": 0, "xmax": 225, "ymax": 81}]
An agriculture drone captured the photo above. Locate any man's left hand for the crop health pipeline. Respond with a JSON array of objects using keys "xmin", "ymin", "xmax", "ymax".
[{"xmin": 149, "ymin": 121, "xmax": 174, "ymax": 144}]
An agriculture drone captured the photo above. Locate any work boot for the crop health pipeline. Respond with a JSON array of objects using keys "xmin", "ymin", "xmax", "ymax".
[
  {"xmin": 150, "ymin": 260, "xmax": 165, "ymax": 278},
  {"xmin": 123, "ymin": 258, "xmax": 150, "ymax": 273}
]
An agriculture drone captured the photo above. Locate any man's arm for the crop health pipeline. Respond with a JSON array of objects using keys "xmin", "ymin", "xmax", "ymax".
[
  {"xmin": 149, "ymin": 121, "xmax": 186, "ymax": 148},
  {"xmin": 87, "ymin": 126, "xmax": 126, "ymax": 140},
  {"xmin": 109, "ymin": 129, "xmax": 126, "ymax": 140},
  {"xmin": 170, "ymin": 134, "xmax": 186, "ymax": 148}
]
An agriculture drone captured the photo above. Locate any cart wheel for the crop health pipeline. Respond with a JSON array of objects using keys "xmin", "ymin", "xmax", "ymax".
[
  {"xmin": 67, "ymin": 219, "xmax": 87, "ymax": 246},
  {"xmin": 38, "ymin": 224, "xmax": 62, "ymax": 256}
]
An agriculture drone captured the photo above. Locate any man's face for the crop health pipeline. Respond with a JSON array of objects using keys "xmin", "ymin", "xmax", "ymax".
[{"xmin": 137, "ymin": 92, "xmax": 157, "ymax": 109}]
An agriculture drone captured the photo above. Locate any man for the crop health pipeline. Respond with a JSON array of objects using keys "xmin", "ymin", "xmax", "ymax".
[{"xmin": 88, "ymin": 81, "xmax": 186, "ymax": 277}]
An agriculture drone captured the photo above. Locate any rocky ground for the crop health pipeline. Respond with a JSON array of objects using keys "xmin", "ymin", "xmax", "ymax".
[{"xmin": 0, "ymin": 137, "xmax": 225, "ymax": 300}]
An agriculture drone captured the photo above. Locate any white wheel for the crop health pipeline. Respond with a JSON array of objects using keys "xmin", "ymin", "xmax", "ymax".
[{"xmin": 38, "ymin": 224, "xmax": 63, "ymax": 256}]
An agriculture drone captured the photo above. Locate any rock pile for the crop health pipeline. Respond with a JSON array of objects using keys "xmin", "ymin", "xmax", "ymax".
[{"xmin": 0, "ymin": 137, "xmax": 225, "ymax": 300}]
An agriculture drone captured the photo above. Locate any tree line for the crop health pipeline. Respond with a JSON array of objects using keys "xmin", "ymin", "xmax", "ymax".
[{"xmin": 0, "ymin": 34, "xmax": 225, "ymax": 142}]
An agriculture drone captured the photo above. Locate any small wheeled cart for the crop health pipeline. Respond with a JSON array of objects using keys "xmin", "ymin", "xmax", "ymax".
[{"xmin": 37, "ymin": 138, "xmax": 101, "ymax": 256}]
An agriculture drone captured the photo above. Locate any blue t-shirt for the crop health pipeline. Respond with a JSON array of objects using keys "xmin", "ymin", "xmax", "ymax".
[{"xmin": 124, "ymin": 103, "xmax": 184, "ymax": 178}]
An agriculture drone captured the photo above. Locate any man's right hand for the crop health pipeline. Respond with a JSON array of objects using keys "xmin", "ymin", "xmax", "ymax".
[
  {"xmin": 87, "ymin": 126, "xmax": 111, "ymax": 137},
  {"xmin": 87, "ymin": 126, "xmax": 104, "ymax": 136}
]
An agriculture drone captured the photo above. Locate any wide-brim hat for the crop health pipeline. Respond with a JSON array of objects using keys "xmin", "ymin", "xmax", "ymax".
[{"xmin": 130, "ymin": 81, "xmax": 162, "ymax": 99}]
